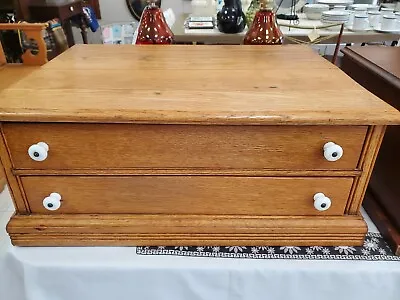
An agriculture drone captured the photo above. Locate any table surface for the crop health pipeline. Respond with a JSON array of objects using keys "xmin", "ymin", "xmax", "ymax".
[
  {"xmin": 341, "ymin": 46, "xmax": 400, "ymax": 255},
  {"xmin": 0, "ymin": 44, "xmax": 398, "ymax": 125},
  {"xmin": 172, "ymin": 13, "xmax": 400, "ymax": 44},
  {"xmin": 342, "ymin": 46, "xmax": 400, "ymax": 79}
]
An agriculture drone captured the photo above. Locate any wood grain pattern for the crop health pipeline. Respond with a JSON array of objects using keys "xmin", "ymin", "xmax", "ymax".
[
  {"xmin": 21, "ymin": 176, "xmax": 353, "ymax": 216},
  {"xmin": 0, "ymin": 66, "xmax": 38, "ymax": 90},
  {"xmin": 0, "ymin": 45, "xmax": 399, "ymax": 125},
  {"xmin": 346, "ymin": 125, "xmax": 386, "ymax": 214},
  {"xmin": 13, "ymin": 169, "xmax": 363, "ymax": 177},
  {"xmin": 7, "ymin": 213, "xmax": 367, "ymax": 246},
  {"xmin": 4, "ymin": 123, "xmax": 367, "ymax": 170}
]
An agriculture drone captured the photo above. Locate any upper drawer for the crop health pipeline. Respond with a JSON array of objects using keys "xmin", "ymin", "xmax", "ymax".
[{"xmin": 3, "ymin": 123, "xmax": 367, "ymax": 170}]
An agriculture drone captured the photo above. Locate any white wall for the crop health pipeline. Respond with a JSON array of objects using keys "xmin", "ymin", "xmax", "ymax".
[{"xmin": 98, "ymin": 0, "xmax": 190, "ymax": 24}]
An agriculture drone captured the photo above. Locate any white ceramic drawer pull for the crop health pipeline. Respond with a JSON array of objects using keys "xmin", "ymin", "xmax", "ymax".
[
  {"xmin": 28, "ymin": 142, "xmax": 49, "ymax": 161},
  {"xmin": 43, "ymin": 193, "xmax": 62, "ymax": 211},
  {"xmin": 323, "ymin": 142, "xmax": 343, "ymax": 162},
  {"xmin": 313, "ymin": 192, "xmax": 332, "ymax": 212},
  {"xmin": 69, "ymin": 6, "xmax": 74, "ymax": 11}
]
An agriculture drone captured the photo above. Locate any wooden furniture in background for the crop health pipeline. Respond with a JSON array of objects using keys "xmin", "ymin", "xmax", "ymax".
[
  {"xmin": 0, "ymin": 22, "xmax": 47, "ymax": 65},
  {"xmin": 28, "ymin": 0, "xmax": 87, "ymax": 46},
  {"xmin": 0, "ymin": 0, "xmax": 15, "ymax": 12},
  {"xmin": 341, "ymin": 46, "xmax": 400, "ymax": 255},
  {"xmin": 0, "ymin": 45, "xmax": 399, "ymax": 247},
  {"xmin": 14, "ymin": 0, "xmax": 101, "ymax": 21}
]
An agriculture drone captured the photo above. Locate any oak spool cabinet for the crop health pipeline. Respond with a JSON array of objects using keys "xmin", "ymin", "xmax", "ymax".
[{"xmin": 0, "ymin": 45, "xmax": 399, "ymax": 246}]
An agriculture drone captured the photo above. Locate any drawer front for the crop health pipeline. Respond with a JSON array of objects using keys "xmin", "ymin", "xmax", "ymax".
[
  {"xmin": 22, "ymin": 176, "xmax": 353, "ymax": 215},
  {"xmin": 4, "ymin": 124, "xmax": 367, "ymax": 170}
]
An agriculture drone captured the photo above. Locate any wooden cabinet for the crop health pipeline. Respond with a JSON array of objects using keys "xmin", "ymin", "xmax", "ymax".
[
  {"xmin": 341, "ymin": 46, "xmax": 400, "ymax": 255},
  {"xmin": 0, "ymin": 45, "xmax": 399, "ymax": 246},
  {"xmin": 28, "ymin": 0, "xmax": 87, "ymax": 47}
]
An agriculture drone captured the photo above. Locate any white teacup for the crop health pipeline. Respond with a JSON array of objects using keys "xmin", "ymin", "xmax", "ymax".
[
  {"xmin": 395, "ymin": 12, "xmax": 400, "ymax": 30},
  {"xmin": 380, "ymin": 8, "xmax": 394, "ymax": 23},
  {"xmin": 367, "ymin": 6, "xmax": 379, "ymax": 12},
  {"xmin": 368, "ymin": 11, "xmax": 380, "ymax": 28},
  {"xmin": 381, "ymin": 15, "xmax": 397, "ymax": 31},
  {"xmin": 353, "ymin": 14, "xmax": 369, "ymax": 31},
  {"xmin": 348, "ymin": 7, "xmax": 367, "ymax": 25},
  {"xmin": 380, "ymin": 7, "xmax": 394, "ymax": 14},
  {"xmin": 334, "ymin": 5, "xmax": 346, "ymax": 10}
]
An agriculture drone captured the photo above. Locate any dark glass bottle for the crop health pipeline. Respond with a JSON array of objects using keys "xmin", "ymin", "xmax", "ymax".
[
  {"xmin": 217, "ymin": 0, "xmax": 246, "ymax": 34},
  {"xmin": 243, "ymin": 0, "xmax": 283, "ymax": 45},
  {"xmin": 135, "ymin": 0, "xmax": 174, "ymax": 45}
]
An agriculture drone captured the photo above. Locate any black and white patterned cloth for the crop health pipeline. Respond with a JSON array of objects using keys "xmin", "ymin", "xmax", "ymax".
[{"xmin": 137, "ymin": 232, "xmax": 400, "ymax": 261}]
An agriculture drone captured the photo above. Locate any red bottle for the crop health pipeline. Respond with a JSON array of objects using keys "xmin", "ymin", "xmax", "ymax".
[
  {"xmin": 135, "ymin": 0, "xmax": 174, "ymax": 45},
  {"xmin": 243, "ymin": 0, "xmax": 283, "ymax": 45}
]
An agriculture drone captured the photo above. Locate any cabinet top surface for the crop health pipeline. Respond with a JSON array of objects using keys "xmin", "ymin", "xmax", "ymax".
[{"xmin": 0, "ymin": 44, "xmax": 399, "ymax": 125}]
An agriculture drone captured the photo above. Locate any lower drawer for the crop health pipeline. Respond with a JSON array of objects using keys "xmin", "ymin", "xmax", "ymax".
[{"xmin": 21, "ymin": 176, "xmax": 353, "ymax": 216}]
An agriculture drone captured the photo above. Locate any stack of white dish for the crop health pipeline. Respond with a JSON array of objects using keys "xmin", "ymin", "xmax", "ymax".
[
  {"xmin": 317, "ymin": 0, "xmax": 353, "ymax": 9},
  {"xmin": 304, "ymin": 4, "xmax": 330, "ymax": 20},
  {"xmin": 349, "ymin": 4, "xmax": 379, "ymax": 11},
  {"xmin": 321, "ymin": 10, "xmax": 350, "ymax": 24}
]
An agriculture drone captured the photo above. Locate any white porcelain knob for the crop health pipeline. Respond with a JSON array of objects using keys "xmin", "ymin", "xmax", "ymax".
[
  {"xmin": 28, "ymin": 142, "xmax": 49, "ymax": 161},
  {"xmin": 70, "ymin": 6, "xmax": 74, "ymax": 11},
  {"xmin": 313, "ymin": 193, "xmax": 332, "ymax": 212},
  {"xmin": 43, "ymin": 193, "xmax": 62, "ymax": 211},
  {"xmin": 323, "ymin": 142, "xmax": 343, "ymax": 162}
]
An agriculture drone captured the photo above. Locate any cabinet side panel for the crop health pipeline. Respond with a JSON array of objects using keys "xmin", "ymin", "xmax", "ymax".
[
  {"xmin": 346, "ymin": 125, "xmax": 386, "ymax": 214},
  {"xmin": 0, "ymin": 124, "xmax": 29, "ymax": 213}
]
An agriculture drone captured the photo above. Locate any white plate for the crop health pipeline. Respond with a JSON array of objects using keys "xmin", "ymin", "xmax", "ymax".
[
  {"xmin": 317, "ymin": 0, "xmax": 353, "ymax": 5},
  {"xmin": 321, "ymin": 16, "xmax": 349, "ymax": 19},
  {"xmin": 321, "ymin": 17, "xmax": 349, "ymax": 22},
  {"xmin": 350, "ymin": 4, "xmax": 378, "ymax": 10},
  {"xmin": 321, "ymin": 17, "xmax": 349, "ymax": 21},
  {"xmin": 345, "ymin": 24, "xmax": 373, "ymax": 32},
  {"xmin": 322, "ymin": 10, "xmax": 350, "ymax": 17},
  {"xmin": 321, "ymin": 19, "xmax": 349, "ymax": 22},
  {"xmin": 373, "ymin": 25, "xmax": 400, "ymax": 33},
  {"xmin": 321, "ymin": 19, "xmax": 346, "ymax": 25},
  {"xmin": 304, "ymin": 3, "xmax": 330, "ymax": 9}
]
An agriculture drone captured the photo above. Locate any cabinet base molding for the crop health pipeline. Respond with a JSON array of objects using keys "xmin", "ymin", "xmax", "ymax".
[{"xmin": 7, "ymin": 214, "xmax": 367, "ymax": 247}]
